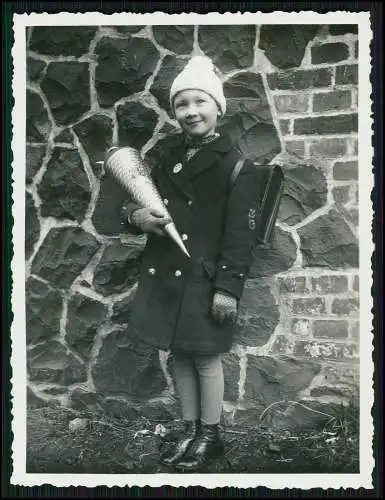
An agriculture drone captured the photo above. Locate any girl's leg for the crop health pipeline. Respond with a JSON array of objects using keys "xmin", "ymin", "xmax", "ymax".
[
  {"xmin": 161, "ymin": 352, "xmax": 200, "ymax": 466},
  {"xmin": 193, "ymin": 354, "xmax": 224, "ymax": 425},
  {"xmin": 175, "ymin": 354, "xmax": 224, "ymax": 471},
  {"xmin": 172, "ymin": 352, "xmax": 200, "ymax": 421}
]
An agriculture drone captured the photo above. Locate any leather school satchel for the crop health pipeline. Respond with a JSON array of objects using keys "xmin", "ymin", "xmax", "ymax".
[{"xmin": 229, "ymin": 157, "xmax": 284, "ymax": 245}]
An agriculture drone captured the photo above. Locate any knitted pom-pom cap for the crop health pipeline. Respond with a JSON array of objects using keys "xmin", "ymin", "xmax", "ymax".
[{"xmin": 169, "ymin": 56, "xmax": 226, "ymax": 116}]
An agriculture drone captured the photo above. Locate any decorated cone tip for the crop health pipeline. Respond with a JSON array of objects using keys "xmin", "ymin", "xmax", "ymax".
[{"xmin": 104, "ymin": 147, "xmax": 190, "ymax": 258}]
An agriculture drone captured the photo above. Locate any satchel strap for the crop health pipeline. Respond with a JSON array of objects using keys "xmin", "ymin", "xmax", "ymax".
[{"xmin": 229, "ymin": 156, "xmax": 245, "ymax": 188}]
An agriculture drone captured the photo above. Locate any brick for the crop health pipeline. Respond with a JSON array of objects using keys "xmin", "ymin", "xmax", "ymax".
[
  {"xmin": 332, "ymin": 298, "xmax": 359, "ymax": 315},
  {"xmin": 292, "ymin": 318, "xmax": 311, "ymax": 337},
  {"xmin": 278, "ymin": 276, "xmax": 308, "ymax": 294},
  {"xmin": 354, "ymin": 40, "xmax": 359, "ymax": 59},
  {"xmin": 335, "ymin": 65, "xmax": 358, "ymax": 85},
  {"xmin": 292, "ymin": 297, "xmax": 326, "ymax": 315},
  {"xmin": 313, "ymin": 90, "xmax": 351, "ymax": 112},
  {"xmin": 272, "ymin": 335, "xmax": 359, "ymax": 360},
  {"xmin": 329, "ymin": 25, "xmax": 358, "ymax": 36},
  {"xmin": 279, "ymin": 119, "xmax": 291, "ymax": 135},
  {"xmin": 311, "ymin": 275, "xmax": 348, "ymax": 294},
  {"xmin": 353, "ymin": 138, "xmax": 358, "ymax": 155},
  {"xmin": 267, "ymin": 68, "xmax": 332, "ymax": 90},
  {"xmin": 333, "ymin": 186, "xmax": 351, "ymax": 205},
  {"xmin": 351, "ymin": 320, "xmax": 359, "ymax": 340},
  {"xmin": 333, "ymin": 160, "xmax": 358, "ymax": 180},
  {"xmin": 313, "ymin": 319, "xmax": 349, "ymax": 339},
  {"xmin": 311, "ymin": 43, "xmax": 349, "ymax": 64},
  {"xmin": 294, "ymin": 114, "xmax": 358, "ymax": 135},
  {"xmin": 352, "ymin": 275, "xmax": 359, "ymax": 291},
  {"xmin": 285, "ymin": 140, "xmax": 305, "ymax": 156},
  {"xmin": 309, "ymin": 138, "xmax": 347, "ymax": 158},
  {"xmin": 274, "ymin": 93, "xmax": 309, "ymax": 113}
]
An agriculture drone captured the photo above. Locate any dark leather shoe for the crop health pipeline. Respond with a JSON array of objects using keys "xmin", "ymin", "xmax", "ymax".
[
  {"xmin": 174, "ymin": 424, "xmax": 224, "ymax": 471},
  {"xmin": 160, "ymin": 420, "xmax": 201, "ymax": 466}
]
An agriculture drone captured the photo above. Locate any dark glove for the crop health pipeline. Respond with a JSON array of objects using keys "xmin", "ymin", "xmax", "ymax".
[
  {"xmin": 131, "ymin": 207, "xmax": 171, "ymax": 236},
  {"xmin": 211, "ymin": 290, "xmax": 238, "ymax": 325}
]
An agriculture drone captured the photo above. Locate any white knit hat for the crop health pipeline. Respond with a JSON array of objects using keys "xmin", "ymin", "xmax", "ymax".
[{"xmin": 169, "ymin": 56, "xmax": 226, "ymax": 116}]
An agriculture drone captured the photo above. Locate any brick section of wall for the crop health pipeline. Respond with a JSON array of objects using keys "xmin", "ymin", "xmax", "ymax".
[
  {"xmin": 333, "ymin": 160, "xmax": 359, "ymax": 180},
  {"xmin": 311, "ymin": 43, "xmax": 350, "ymax": 64},
  {"xmin": 293, "ymin": 114, "xmax": 358, "ymax": 135},
  {"xmin": 267, "ymin": 68, "xmax": 332, "ymax": 90},
  {"xmin": 313, "ymin": 90, "xmax": 352, "ymax": 112}
]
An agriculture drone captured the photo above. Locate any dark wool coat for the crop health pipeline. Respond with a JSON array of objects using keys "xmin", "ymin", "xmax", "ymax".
[{"xmin": 128, "ymin": 135, "xmax": 271, "ymax": 355}]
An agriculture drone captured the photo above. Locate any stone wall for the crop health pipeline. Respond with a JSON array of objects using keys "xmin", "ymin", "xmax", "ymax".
[{"xmin": 25, "ymin": 24, "xmax": 360, "ymax": 428}]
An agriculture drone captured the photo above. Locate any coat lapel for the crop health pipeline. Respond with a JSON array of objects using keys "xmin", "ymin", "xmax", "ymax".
[{"xmin": 162, "ymin": 135, "xmax": 234, "ymax": 199}]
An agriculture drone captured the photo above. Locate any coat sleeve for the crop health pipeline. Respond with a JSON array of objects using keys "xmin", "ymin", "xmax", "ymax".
[{"xmin": 214, "ymin": 160, "xmax": 264, "ymax": 300}]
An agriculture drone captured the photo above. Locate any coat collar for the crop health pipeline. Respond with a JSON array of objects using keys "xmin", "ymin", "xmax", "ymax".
[{"xmin": 162, "ymin": 134, "xmax": 234, "ymax": 199}]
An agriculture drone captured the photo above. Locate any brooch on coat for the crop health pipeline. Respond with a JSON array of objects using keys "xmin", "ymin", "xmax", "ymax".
[
  {"xmin": 173, "ymin": 163, "xmax": 183, "ymax": 174},
  {"xmin": 248, "ymin": 208, "xmax": 256, "ymax": 230}
]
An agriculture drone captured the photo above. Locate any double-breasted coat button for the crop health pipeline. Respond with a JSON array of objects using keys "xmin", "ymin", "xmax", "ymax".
[
  {"xmin": 163, "ymin": 198, "xmax": 169, "ymax": 206},
  {"xmin": 239, "ymin": 273, "xmax": 245, "ymax": 278},
  {"xmin": 221, "ymin": 265, "xmax": 227, "ymax": 270},
  {"xmin": 187, "ymin": 200, "xmax": 193, "ymax": 207},
  {"xmin": 174, "ymin": 270, "xmax": 182, "ymax": 278},
  {"xmin": 173, "ymin": 163, "xmax": 183, "ymax": 174},
  {"xmin": 182, "ymin": 233, "xmax": 188, "ymax": 241},
  {"xmin": 148, "ymin": 268, "xmax": 156, "ymax": 275}
]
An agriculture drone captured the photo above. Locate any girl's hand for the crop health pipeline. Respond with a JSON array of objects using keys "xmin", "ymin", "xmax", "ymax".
[
  {"xmin": 131, "ymin": 207, "xmax": 171, "ymax": 236},
  {"xmin": 211, "ymin": 291, "xmax": 238, "ymax": 325}
]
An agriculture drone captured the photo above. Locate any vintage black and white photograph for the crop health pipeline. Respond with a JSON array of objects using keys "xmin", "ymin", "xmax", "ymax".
[{"xmin": 11, "ymin": 11, "xmax": 373, "ymax": 489}]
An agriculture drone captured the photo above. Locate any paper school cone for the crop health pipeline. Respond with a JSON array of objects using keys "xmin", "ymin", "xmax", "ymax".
[{"xmin": 104, "ymin": 147, "xmax": 190, "ymax": 258}]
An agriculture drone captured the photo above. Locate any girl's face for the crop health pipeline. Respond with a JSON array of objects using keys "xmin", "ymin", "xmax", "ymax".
[{"xmin": 173, "ymin": 89, "xmax": 220, "ymax": 139}]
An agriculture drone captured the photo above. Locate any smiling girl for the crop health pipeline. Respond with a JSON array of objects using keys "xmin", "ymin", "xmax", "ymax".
[{"xmin": 124, "ymin": 56, "xmax": 278, "ymax": 471}]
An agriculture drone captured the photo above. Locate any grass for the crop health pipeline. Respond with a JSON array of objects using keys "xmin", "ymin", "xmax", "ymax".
[{"xmin": 26, "ymin": 402, "xmax": 359, "ymax": 474}]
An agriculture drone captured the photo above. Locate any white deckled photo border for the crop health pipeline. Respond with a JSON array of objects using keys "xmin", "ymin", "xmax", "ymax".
[{"xmin": 11, "ymin": 10, "xmax": 374, "ymax": 489}]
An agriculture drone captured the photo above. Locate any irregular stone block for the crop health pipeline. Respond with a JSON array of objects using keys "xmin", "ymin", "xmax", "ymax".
[
  {"xmin": 111, "ymin": 293, "xmax": 136, "ymax": 325},
  {"xmin": 244, "ymin": 355, "xmax": 320, "ymax": 411},
  {"xmin": 267, "ymin": 68, "xmax": 332, "ymax": 90},
  {"xmin": 152, "ymin": 25, "xmax": 194, "ymax": 54},
  {"xmin": 236, "ymin": 281, "xmax": 280, "ymax": 347},
  {"xmin": 25, "ymin": 191, "xmax": 40, "ymax": 260},
  {"xmin": 27, "ymin": 57, "xmax": 46, "ymax": 81},
  {"xmin": 114, "ymin": 26, "xmax": 144, "ymax": 34},
  {"xmin": 95, "ymin": 36, "xmax": 159, "ymax": 107},
  {"xmin": 298, "ymin": 209, "xmax": 359, "ymax": 268},
  {"xmin": 26, "ymin": 277, "xmax": 63, "ymax": 345},
  {"xmin": 91, "ymin": 329, "xmax": 166, "ymax": 397},
  {"xmin": 150, "ymin": 55, "xmax": 187, "ymax": 113},
  {"xmin": 30, "ymin": 26, "xmax": 97, "ymax": 56},
  {"xmin": 294, "ymin": 114, "xmax": 358, "ymax": 135},
  {"xmin": 66, "ymin": 293, "xmax": 108, "ymax": 358},
  {"xmin": 222, "ymin": 353, "xmax": 240, "ymax": 402},
  {"xmin": 198, "ymin": 25, "xmax": 256, "ymax": 72},
  {"xmin": 117, "ymin": 101, "xmax": 158, "ymax": 150},
  {"xmin": 28, "ymin": 340, "xmax": 87, "ymax": 384},
  {"xmin": 73, "ymin": 114, "xmax": 114, "ymax": 170},
  {"xmin": 277, "ymin": 164, "xmax": 328, "ymax": 225},
  {"xmin": 219, "ymin": 72, "xmax": 280, "ymax": 163},
  {"xmin": 26, "ymin": 144, "xmax": 46, "ymax": 184},
  {"xmin": 38, "ymin": 147, "xmax": 91, "ymax": 223},
  {"xmin": 93, "ymin": 240, "xmax": 142, "ymax": 296},
  {"xmin": 27, "ymin": 387, "xmax": 51, "ymax": 409},
  {"xmin": 249, "ymin": 227, "xmax": 297, "ymax": 278},
  {"xmin": 101, "ymin": 397, "xmax": 140, "ymax": 420},
  {"xmin": 41, "ymin": 62, "xmax": 90, "ymax": 126},
  {"xmin": 311, "ymin": 43, "xmax": 349, "ymax": 64},
  {"xmin": 259, "ymin": 25, "xmax": 319, "ymax": 69},
  {"xmin": 54, "ymin": 129, "xmax": 74, "ymax": 144},
  {"xmin": 31, "ymin": 227, "xmax": 100, "ymax": 290},
  {"xmin": 69, "ymin": 387, "xmax": 103, "ymax": 411},
  {"xmin": 26, "ymin": 90, "xmax": 51, "ymax": 142}
]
